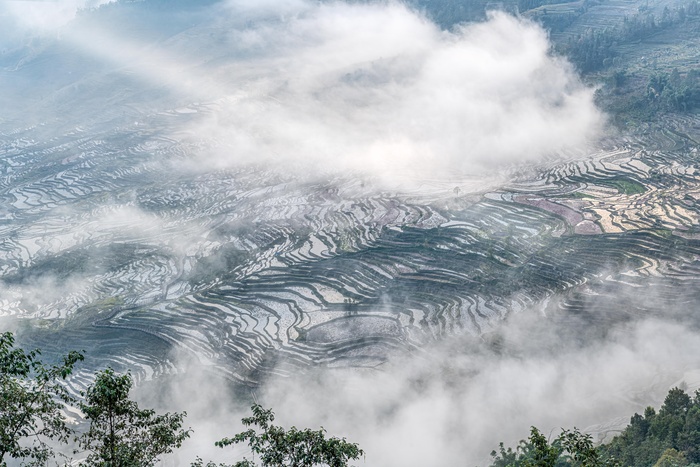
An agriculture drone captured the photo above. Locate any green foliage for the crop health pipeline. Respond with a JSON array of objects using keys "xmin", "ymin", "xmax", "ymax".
[
  {"xmin": 600, "ymin": 178, "xmax": 646, "ymax": 196},
  {"xmin": 489, "ymin": 426, "xmax": 615, "ymax": 467},
  {"xmin": 601, "ymin": 388, "xmax": 700, "ymax": 467},
  {"xmin": 559, "ymin": 428, "xmax": 608, "ymax": 467},
  {"xmin": 522, "ymin": 427, "xmax": 563, "ymax": 467},
  {"xmin": 2, "ymin": 336, "xmax": 362, "ymax": 467},
  {"xmin": 211, "ymin": 404, "xmax": 363, "ymax": 467},
  {"xmin": 493, "ymin": 388, "xmax": 700, "ymax": 467},
  {"xmin": 653, "ymin": 448, "xmax": 688, "ymax": 467},
  {"xmin": 191, "ymin": 457, "xmax": 232, "ymax": 467},
  {"xmin": 491, "ymin": 442, "xmax": 520, "ymax": 467},
  {"xmin": 563, "ymin": 2, "xmax": 699, "ymax": 74},
  {"xmin": 601, "ymin": 65, "xmax": 700, "ymax": 125},
  {"xmin": 648, "ymin": 69, "xmax": 700, "ymax": 112},
  {"xmin": 0, "ymin": 332, "xmax": 84, "ymax": 467},
  {"xmin": 76, "ymin": 368, "xmax": 191, "ymax": 467}
]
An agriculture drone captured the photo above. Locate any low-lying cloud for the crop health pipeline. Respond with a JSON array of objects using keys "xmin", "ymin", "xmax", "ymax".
[
  {"xmin": 171, "ymin": 2, "xmax": 604, "ymax": 182},
  {"xmin": 0, "ymin": 2, "xmax": 635, "ymax": 466},
  {"xmin": 259, "ymin": 317, "xmax": 700, "ymax": 466},
  {"xmin": 157, "ymin": 312, "xmax": 700, "ymax": 467},
  {"xmin": 2, "ymin": 1, "xmax": 605, "ymax": 184}
]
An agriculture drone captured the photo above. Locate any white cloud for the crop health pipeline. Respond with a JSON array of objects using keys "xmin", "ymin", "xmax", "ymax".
[
  {"xmin": 2, "ymin": 1, "xmax": 604, "ymax": 186},
  {"xmin": 0, "ymin": 3, "xmax": 625, "ymax": 464},
  {"xmin": 151, "ymin": 313, "xmax": 700, "ymax": 466},
  {"xmin": 253, "ymin": 318, "xmax": 700, "ymax": 466},
  {"xmin": 168, "ymin": 4, "xmax": 604, "ymax": 184}
]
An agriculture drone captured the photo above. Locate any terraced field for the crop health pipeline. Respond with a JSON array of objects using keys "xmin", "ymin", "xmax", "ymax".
[
  {"xmin": 4, "ymin": 104, "xmax": 700, "ymax": 389},
  {"xmin": 3, "ymin": 1, "xmax": 700, "ymax": 401},
  {"xmin": 547, "ymin": 0, "xmax": 681, "ymax": 41}
]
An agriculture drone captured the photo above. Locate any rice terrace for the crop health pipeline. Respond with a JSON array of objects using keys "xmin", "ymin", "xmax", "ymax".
[{"xmin": 2, "ymin": 0, "xmax": 700, "ymax": 465}]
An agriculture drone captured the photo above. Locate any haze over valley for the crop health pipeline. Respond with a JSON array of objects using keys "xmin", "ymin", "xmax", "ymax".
[{"xmin": 2, "ymin": 0, "xmax": 700, "ymax": 465}]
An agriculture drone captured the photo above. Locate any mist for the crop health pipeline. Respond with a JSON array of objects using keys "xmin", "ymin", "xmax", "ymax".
[
  {"xmin": 171, "ymin": 2, "xmax": 605, "ymax": 181},
  {"xmin": 0, "ymin": 0, "xmax": 606, "ymax": 320},
  {"xmin": 1, "ymin": 0, "xmax": 604, "ymax": 184},
  {"xmin": 153, "ymin": 304, "xmax": 700, "ymax": 466},
  {"xmin": 4, "ymin": 2, "xmax": 693, "ymax": 467}
]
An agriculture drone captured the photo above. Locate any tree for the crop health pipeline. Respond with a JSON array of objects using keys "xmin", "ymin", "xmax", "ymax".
[
  {"xmin": 653, "ymin": 448, "xmax": 688, "ymax": 467},
  {"xmin": 678, "ymin": 405, "xmax": 700, "ymax": 463},
  {"xmin": 489, "ymin": 426, "xmax": 619, "ymax": 467},
  {"xmin": 76, "ymin": 368, "xmax": 190, "ymax": 467},
  {"xmin": 559, "ymin": 428, "xmax": 610, "ymax": 467},
  {"xmin": 490, "ymin": 442, "xmax": 519, "ymax": 467},
  {"xmin": 0, "ymin": 332, "xmax": 84, "ymax": 467},
  {"xmin": 211, "ymin": 404, "xmax": 363, "ymax": 467},
  {"xmin": 523, "ymin": 427, "xmax": 562, "ymax": 467}
]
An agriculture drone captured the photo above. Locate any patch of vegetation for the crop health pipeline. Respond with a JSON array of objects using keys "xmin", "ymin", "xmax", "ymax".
[
  {"xmin": 0, "ymin": 332, "xmax": 84, "ymax": 466},
  {"xmin": 489, "ymin": 387, "xmax": 700, "ymax": 466},
  {"xmin": 650, "ymin": 228, "xmax": 675, "ymax": 239},
  {"xmin": 90, "ymin": 296, "xmax": 124, "ymax": 308},
  {"xmin": 564, "ymin": 1, "xmax": 700, "ymax": 125},
  {"xmin": 561, "ymin": 3, "xmax": 700, "ymax": 73},
  {"xmin": 490, "ymin": 426, "xmax": 615, "ymax": 467},
  {"xmin": 2, "ymin": 334, "xmax": 363, "ymax": 467},
  {"xmin": 78, "ymin": 368, "xmax": 191, "ymax": 467},
  {"xmin": 601, "ymin": 67, "xmax": 700, "ymax": 124},
  {"xmin": 558, "ymin": 191, "xmax": 595, "ymax": 199},
  {"xmin": 522, "ymin": 0, "xmax": 590, "ymax": 33},
  {"xmin": 601, "ymin": 387, "xmax": 700, "ymax": 466},
  {"xmin": 404, "ymin": 0, "xmax": 520, "ymax": 26},
  {"xmin": 600, "ymin": 178, "xmax": 647, "ymax": 195},
  {"xmin": 202, "ymin": 404, "xmax": 364, "ymax": 467}
]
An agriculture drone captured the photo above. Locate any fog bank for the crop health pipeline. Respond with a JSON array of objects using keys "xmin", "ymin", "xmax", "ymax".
[
  {"xmin": 1, "ymin": 1, "xmax": 604, "ymax": 184},
  {"xmin": 154, "ymin": 311, "xmax": 700, "ymax": 466},
  {"xmin": 174, "ymin": 3, "xmax": 605, "ymax": 181}
]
